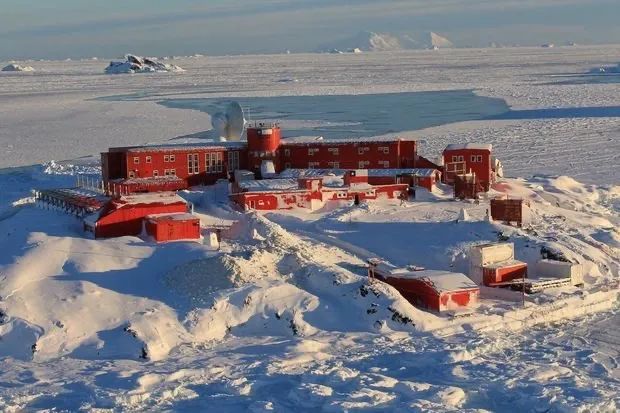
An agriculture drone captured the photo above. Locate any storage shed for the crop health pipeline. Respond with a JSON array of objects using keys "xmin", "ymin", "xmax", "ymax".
[
  {"xmin": 145, "ymin": 213, "xmax": 200, "ymax": 243},
  {"xmin": 490, "ymin": 197, "xmax": 523, "ymax": 226},
  {"xmin": 85, "ymin": 192, "xmax": 189, "ymax": 238},
  {"xmin": 368, "ymin": 260, "xmax": 479, "ymax": 312}
]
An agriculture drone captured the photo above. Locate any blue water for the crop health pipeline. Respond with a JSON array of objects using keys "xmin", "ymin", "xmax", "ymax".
[{"xmin": 157, "ymin": 91, "xmax": 510, "ymax": 139}]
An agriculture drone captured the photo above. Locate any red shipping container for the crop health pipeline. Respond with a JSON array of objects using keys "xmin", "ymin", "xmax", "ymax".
[{"xmin": 482, "ymin": 261, "xmax": 528, "ymax": 286}]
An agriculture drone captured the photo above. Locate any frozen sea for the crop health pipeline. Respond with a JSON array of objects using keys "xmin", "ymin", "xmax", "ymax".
[{"xmin": 157, "ymin": 90, "xmax": 509, "ymax": 139}]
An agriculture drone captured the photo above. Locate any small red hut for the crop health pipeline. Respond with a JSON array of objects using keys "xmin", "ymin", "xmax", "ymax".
[
  {"xmin": 368, "ymin": 260, "xmax": 479, "ymax": 312},
  {"xmin": 144, "ymin": 213, "xmax": 201, "ymax": 242}
]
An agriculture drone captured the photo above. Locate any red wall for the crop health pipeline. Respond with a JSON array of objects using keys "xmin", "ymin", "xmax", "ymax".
[
  {"xmin": 483, "ymin": 263, "xmax": 528, "ymax": 286},
  {"xmin": 379, "ymin": 276, "xmax": 442, "ymax": 311},
  {"xmin": 440, "ymin": 290, "xmax": 478, "ymax": 309},
  {"xmin": 103, "ymin": 147, "xmax": 248, "ymax": 187},
  {"xmin": 279, "ymin": 141, "xmax": 414, "ymax": 171},
  {"xmin": 231, "ymin": 192, "xmax": 298, "ymax": 210},
  {"xmin": 145, "ymin": 217, "xmax": 200, "ymax": 242},
  {"xmin": 95, "ymin": 201, "xmax": 188, "ymax": 238},
  {"xmin": 368, "ymin": 176, "xmax": 396, "ymax": 186},
  {"xmin": 374, "ymin": 275, "xmax": 477, "ymax": 312}
]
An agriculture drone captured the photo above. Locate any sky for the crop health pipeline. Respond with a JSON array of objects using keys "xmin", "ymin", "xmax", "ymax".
[{"xmin": 1, "ymin": 0, "xmax": 619, "ymax": 60}]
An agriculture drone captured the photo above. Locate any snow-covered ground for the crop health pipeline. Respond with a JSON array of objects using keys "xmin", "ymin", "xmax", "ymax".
[{"xmin": 0, "ymin": 47, "xmax": 619, "ymax": 411}]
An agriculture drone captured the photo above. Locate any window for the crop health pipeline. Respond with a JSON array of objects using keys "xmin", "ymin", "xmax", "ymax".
[
  {"xmin": 285, "ymin": 162, "xmax": 291, "ymax": 169},
  {"xmin": 153, "ymin": 170, "xmax": 159, "ymax": 177},
  {"xmin": 358, "ymin": 160, "xmax": 369, "ymax": 168},
  {"xmin": 170, "ymin": 155, "xmax": 175, "ymax": 162},
  {"xmin": 379, "ymin": 146, "xmax": 389, "ymax": 154},
  {"xmin": 164, "ymin": 169, "xmax": 176, "ymax": 176},
  {"xmin": 452, "ymin": 156, "xmax": 458, "ymax": 162},
  {"xmin": 380, "ymin": 160, "xmax": 390, "ymax": 168},
  {"xmin": 337, "ymin": 192, "xmax": 347, "ymax": 198},
  {"xmin": 170, "ymin": 169, "xmax": 176, "ymax": 176},
  {"xmin": 133, "ymin": 157, "xmax": 140, "ymax": 164},
  {"xmin": 128, "ymin": 171, "xmax": 135, "ymax": 178},
  {"xmin": 284, "ymin": 149, "xmax": 291, "ymax": 157},
  {"xmin": 308, "ymin": 162, "xmax": 320, "ymax": 169},
  {"xmin": 328, "ymin": 147, "xmax": 339, "ymax": 155},
  {"xmin": 206, "ymin": 152, "xmax": 223, "ymax": 173},
  {"xmin": 188, "ymin": 153, "xmax": 199, "ymax": 175},
  {"xmin": 358, "ymin": 146, "xmax": 369, "ymax": 155},
  {"xmin": 328, "ymin": 161, "xmax": 340, "ymax": 169},
  {"xmin": 477, "ymin": 155, "xmax": 483, "ymax": 162},
  {"xmin": 228, "ymin": 151, "xmax": 240, "ymax": 171},
  {"xmin": 164, "ymin": 155, "xmax": 170, "ymax": 162},
  {"xmin": 146, "ymin": 156, "xmax": 152, "ymax": 164},
  {"xmin": 308, "ymin": 148, "xmax": 319, "ymax": 156}
]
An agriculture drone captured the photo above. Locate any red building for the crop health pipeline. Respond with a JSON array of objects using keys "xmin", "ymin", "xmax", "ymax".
[
  {"xmin": 101, "ymin": 124, "xmax": 428, "ymax": 193},
  {"xmin": 145, "ymin": 213, "xmax": 201, "ymax": 243},
  {"xmin": 84, "ymin": 192, "xmax": 189, "ymax": 238},
  {"xmin": 231, "ymin": 173, "xmax": 408, "ymax": 211},
  {"xmin": 99, "ymin": 124, "xmax": 500, "ymax": 202},
  {"xmin": 368, "ymin": 259, "xmax": 480, "ymax": 312},
  {"xmin": 279, "ymin": 168, "xmax": 441, "ymax": 192},
  {"xmin": 442, "ymin": 143, "xmax": 494, "ymax": 191}
]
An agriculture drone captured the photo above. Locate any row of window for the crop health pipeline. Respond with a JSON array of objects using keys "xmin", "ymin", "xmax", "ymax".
[
  {"xmin": 130, "ymin": 152, "xmax": 240, "ymax": 178},
  {"xmin": 304, "ymin": 160, "xmax": 389, "ymax": 169},
  {"xmin": 128, "ymin": 169, "xmax": 177, "ymax": 178},
  {"xmin": 132, "ymin": 152, "xmax": 239, "ymax": 167},
  {"xmin": 133, "ymin": 155, "xmax": 178, "ymax": 165},
  {"xmin": 451, "ymin": 155, "xmax": 484, "ymax": 163},
  {"xmin": 282, "ymin": 146, "xmax": 391, "ymax": 157}
]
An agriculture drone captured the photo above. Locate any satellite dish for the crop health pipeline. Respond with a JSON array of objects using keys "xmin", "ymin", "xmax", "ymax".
[{"xmin": 212, "ymin": 101, "xmax": 245, "ymax": 141}]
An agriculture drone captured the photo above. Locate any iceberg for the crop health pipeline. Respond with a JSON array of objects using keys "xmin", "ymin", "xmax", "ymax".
[{"xmin": 104, "ymin": 54, "xmax": 185, "ymax": 74}]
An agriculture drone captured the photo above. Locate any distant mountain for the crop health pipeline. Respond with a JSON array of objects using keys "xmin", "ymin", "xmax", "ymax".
[
  {"xmin": 319, "ymin": 31, "xmax": 454, "ymax": 52},
  {"xmin": 429, "ymin": 32, "xmax": 453, "ymax": 48},
  {"xmin": 319, "ymin": 31, "xmax": 402, "ymax": 52}
]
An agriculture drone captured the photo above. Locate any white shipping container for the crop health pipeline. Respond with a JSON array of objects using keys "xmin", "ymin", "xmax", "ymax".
[
  {"xmin": 536, "ymin": 260, "xmax": 584, "ymax": 286},
  {"xmin": 470, "ymin": 243, "xmax": 515, "ymax": 266}
]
